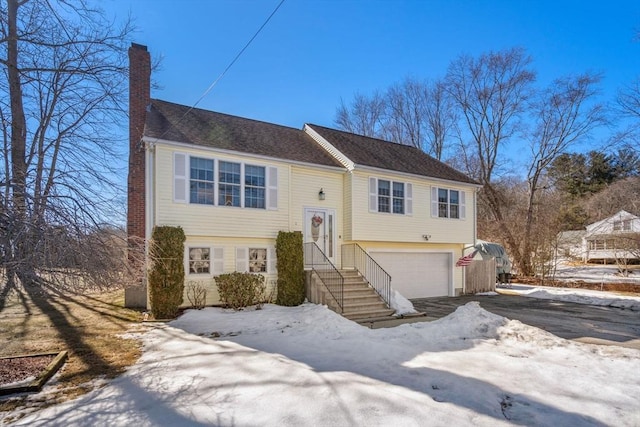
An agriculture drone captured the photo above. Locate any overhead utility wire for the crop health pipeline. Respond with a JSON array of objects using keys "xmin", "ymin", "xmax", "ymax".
[{"xmin": 157, "ymin": 0, "xmax": 286, "ymax": 141}]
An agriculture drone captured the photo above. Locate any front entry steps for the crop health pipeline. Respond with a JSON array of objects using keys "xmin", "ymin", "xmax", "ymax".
[{"xmin": 336, "ymin": 270, "xmax": 395, "ymax": 322}]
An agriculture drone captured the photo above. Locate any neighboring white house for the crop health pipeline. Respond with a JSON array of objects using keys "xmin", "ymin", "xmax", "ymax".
[{"xmin": 581, "ymin": 210, "xmax": 640, "ymax": 263}]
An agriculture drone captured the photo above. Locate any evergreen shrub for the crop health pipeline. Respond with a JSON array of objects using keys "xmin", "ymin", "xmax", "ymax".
[
  {"xmin": 275, "ymin": 231, "xmax": 305, "ymax": 306},
  {"xmin": 148, "ymin": 225, "xmax": 186, "ymax": 318}
]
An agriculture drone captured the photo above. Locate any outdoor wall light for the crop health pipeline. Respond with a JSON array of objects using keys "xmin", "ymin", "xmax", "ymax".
[
  {"xmin": 422, "ymin": 234, "xmax": 431, "ymax": 241},
  {"xmin": 318, "ymin": 188, "xmax": 325, "ymax": 200}
]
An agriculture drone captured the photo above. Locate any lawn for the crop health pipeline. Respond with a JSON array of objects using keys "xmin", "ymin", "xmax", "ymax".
[{"xmin": 0, "ymin": 281, "xmax": 145, "ymax": 421}]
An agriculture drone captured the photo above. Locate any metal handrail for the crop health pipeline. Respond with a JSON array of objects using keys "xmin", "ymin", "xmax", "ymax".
[
  {"xmin": 341, "ymin": 243, "xmax": 391, "ymax": 307},
  {"xmin": 304, "ymin": 242, "xmax": 344, "ymax": 312}
]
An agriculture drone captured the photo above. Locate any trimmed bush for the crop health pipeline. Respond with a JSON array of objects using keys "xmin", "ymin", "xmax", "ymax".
[
  {"xmin": 148, "ymin": 226, "xmax": 186, "ymax": 319},
  {"xmin": 216, "ymin": 272, "xmax": 266, "ymax": 310},
  {"xmin": 275, "ymin": 231, "xmax": 305, "ymax": 306}
]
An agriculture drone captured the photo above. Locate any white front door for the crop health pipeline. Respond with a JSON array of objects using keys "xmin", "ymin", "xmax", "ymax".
[{"xmin": 304, "ymin": 208, "xmax": 336, "ymax": 262}]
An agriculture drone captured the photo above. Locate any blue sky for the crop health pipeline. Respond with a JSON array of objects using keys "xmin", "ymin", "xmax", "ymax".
[{"xmin": 106, "ymin": 0, "xmax": 640, "ymax": 142}]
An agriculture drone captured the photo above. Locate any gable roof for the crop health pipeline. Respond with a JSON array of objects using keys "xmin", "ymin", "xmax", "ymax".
[
  {"xmin": 143, "ymin": 99, "xmax": 478, "ymax": 185},
  {"xmin": 306, "ymin": 124, "xmax": 479, "ymax": 185},
  {"xmin": 586, "ymin": 210, "xmax": 640, "ymax": 234},
  {"xmin": 144, "ymin": 99, "xmax": 342, "ymax": 168}
]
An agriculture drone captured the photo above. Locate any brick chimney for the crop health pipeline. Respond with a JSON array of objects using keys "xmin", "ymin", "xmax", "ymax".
[{"xmin": 127, "ymin": 43, "xmax": 150, "ymax": 243}]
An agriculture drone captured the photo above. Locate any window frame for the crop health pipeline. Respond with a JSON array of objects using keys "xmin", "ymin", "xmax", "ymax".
[
  {"xmin": 174, "ymin": 153, "xmax": 276, "ymax": 210},
  {"xmin": 218, "ymin": 160, "xmax": 242, "ymax": 207},
  {"xmin": 186, "ymin": 246, "xmax": 224, "ymax": 277},
  {"xmin": 236, "ymin": 246, "xmax": 277, "ymax": 274},
  {"xmin": 432, "ymin": 187, "xmax": 465, "ymax": 220},
  {"xmin": 189, "ymin": 157, "xmax": 215, "ymax": 205},
  {"xmin": 369, "ymin": 177, "xmax": 412, "ymax": 216},
  {"xmin": 248, "ymin": 248, "xmax": 268, "ymax": 273}
]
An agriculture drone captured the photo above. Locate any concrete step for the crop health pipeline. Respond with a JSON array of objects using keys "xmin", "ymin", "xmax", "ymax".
[
  {"xmin": 326, "ymin": 297, "xmax": 386, "ymax": 310},
  {"xmin": 343, "ymin": 294, "xmax": 385, "ymax": 305},
  {"xmin": 343, "ymin": 301, "xmax": 389, "ymax": 312},
  {"xmin": 342, "ymin": 308, "xmax": 396, "ymax": 321}
]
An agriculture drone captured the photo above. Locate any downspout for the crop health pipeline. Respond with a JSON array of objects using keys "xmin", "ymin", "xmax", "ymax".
[{"xmin": 144, "ymin": 140, "xmax": 155, "ymax": 309}]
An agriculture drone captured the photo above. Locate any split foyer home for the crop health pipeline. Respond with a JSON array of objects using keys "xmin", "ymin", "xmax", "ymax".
[{"xmin": 127, "ymin": 43, "xmax": 481, "ymax": 315}]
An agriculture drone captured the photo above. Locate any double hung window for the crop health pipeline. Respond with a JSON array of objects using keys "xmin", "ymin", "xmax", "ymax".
[
  {"xmin": 432, "ymin": 187, "xmax": 465, "ymax": 219},
  {"xmin": 369, "ymin": 177, "xmax": 411, "ymax": 215},
  {"xmin": 190, "ymin": 157, "xmax": 214, "ymax": 205},
  {"xmin": 175, "ymin": 153, "xmax": 275, "ymax": 209}
]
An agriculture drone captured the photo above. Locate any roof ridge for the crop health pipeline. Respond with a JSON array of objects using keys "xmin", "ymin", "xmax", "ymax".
[
  {"xmin": 151, "ymin": 98, "xmax": 304, "ymax": 133},
  {"xmin": 305, "ymin": 123, "xmax": 423, "ymax": 150}
]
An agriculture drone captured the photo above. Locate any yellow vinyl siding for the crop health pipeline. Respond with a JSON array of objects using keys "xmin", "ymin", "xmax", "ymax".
[
  {"xmin": 182, "ymin": 236, "xmax": 278, "ymax": 307},
  {"xmin": 350, "ymin": 171, "xmax": 475, "ymax": 244},
  {"xmin": 154, "ymin": 145, "xmax": 289, "ymax": 238}
]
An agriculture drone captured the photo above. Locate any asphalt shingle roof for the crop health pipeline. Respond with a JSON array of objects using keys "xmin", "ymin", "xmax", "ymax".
[
  {"xmin": 144, "ymin": 99, "xmax": 342, "ymax": 168},
  {"xmin": 144, "ymin": 99, "xmax": 477, "ymax": 185},
  {"xmin": 307, "ymin": 124, "xmax": 479, "ymax": 185}
]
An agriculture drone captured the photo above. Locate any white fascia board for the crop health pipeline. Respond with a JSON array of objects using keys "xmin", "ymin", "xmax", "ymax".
[
  {"xmin": 303, "ymin": 124, "xmax": 355, "ymax": 172},
  {"xmin": 355, "ymin": 163, "xmax": 483, "ymax": 189},
  {"xmin": 141, "ymin": 136, "xmax": 346, "ymax": 173}
]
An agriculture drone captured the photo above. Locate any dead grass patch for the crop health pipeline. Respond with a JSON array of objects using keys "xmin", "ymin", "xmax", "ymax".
[{"xmin": 0, "ymin": 281, "xmax": 147, "ymax": 420}]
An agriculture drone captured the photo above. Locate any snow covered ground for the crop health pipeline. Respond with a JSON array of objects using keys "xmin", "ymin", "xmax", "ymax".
[
  {"xmin": 5, "ymin": 285, "xmax": 640, "ymax": 426},
  {"xmin": 544, "ymin": 261, "xmax": 640, "ymax": 284}
]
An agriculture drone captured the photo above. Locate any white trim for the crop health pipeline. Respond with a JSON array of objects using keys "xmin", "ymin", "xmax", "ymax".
[
  {"xmin": 355, "ymin": 163, "xmax": 482, "ymax": 189},
  {"xmin": 431, "ymin": 186, "xmax": 467, "ymax": 220},
  {"xmin": 185, "ymin": 245, "xmax": 219, "ymax": 277},
  {"xmin": 142, "ymin": 136, "xmax": 345, "ymax": 173},
  {"xmin": 183, "ymin": 155, "xmax": 272, "ymax": 210},
  {"xmin": 235, "ymin": 246, "xmax": 276, "ymax": 274},
  {"xmin": 145, "ymin": 146, "xmax": 155, "ymax": 242},
  {"xmin": 303, "ymin": 207, "xmax": 338, "ymax": 264},
  {"xmin": 303, "ymin": 124, "xmax": 355, "ymax": 171},
  {"xmin": 370, "ymin": 176, "xmax": 411, "ymax": 216}
]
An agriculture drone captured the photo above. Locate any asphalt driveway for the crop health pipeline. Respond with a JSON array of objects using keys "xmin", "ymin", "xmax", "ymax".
[{"xmin": 408, "ymin": 293, "xmax": 640, "ymax": 350}]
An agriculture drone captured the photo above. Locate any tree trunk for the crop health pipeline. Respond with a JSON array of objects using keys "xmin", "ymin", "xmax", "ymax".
[{"xmin": 7, "ymin": 0, "xmax": 31, "ymax": 278}]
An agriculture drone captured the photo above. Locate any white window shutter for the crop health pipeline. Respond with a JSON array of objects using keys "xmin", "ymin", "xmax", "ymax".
[
  {"xmin": 174, "ymin": 153, "xmax": 188, "ymax": 203},
  {"xmin": 431, "ymin": 187, "xmax": 438, "ymax": 217},
  {"xmin": 460, "ymin": 191, "xmax": 466, "ymax": 220},
  {"xmin": 267, "ymin": 167, "xmax": 278, "ymax": 210},
  {"xmin": 235, "ymin": 247, "xmax": 248, "ymax": 272},
  {"xmin": 369, "ymin": 177, "xmax": 378, "ymax": 212},
  {"xmin": 212, "ymin": 247, "xmax": 224, "ymax": 275},
  {"xmin": 268, "ymin": 247, "xmax": 277, "ymax": 274},
  {"xmin": 405, "ymin": 183, "xmax": 413, "ymax": 216}
]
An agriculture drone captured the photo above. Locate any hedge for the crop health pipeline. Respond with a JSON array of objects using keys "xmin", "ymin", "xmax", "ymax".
[
  {"xmin": 148, "ymin": 225, "xmax": 185, "ymax": 319},
  {"xmin": 275, "ymin": 231, "xmax": 305, "ymax": 306}
]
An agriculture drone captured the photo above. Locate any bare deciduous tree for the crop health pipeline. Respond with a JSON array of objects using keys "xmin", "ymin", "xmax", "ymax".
[
  {"xmin": 424, "ymin": 80, "xmax": 456, "ymax": 160},
  {"xmin": 335, "ymin": 78, "xmax": 456, "ymax": 160},
  {"xmin": 519, "ymin": 73, "xmax": 606, "ymax": 274},
  {"xmin": 335, "ymin": 91, "xmax": 386, "ymax": 138},
  {"xmin": 445, "ymin": 47, "xmax": 536, "ymax": 274},
  {"xmin": 617, "ymin": 77, "xmax": 640, "ymax": 120},
  {"xmin": 0, "ymin": 0, "xmax": 136, "ymax": 288}
]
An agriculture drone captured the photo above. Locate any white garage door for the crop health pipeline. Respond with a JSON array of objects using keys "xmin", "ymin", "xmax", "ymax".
[{"xmin": 370, "ymin": 252, "xmax": 451, "ymax": 299}]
